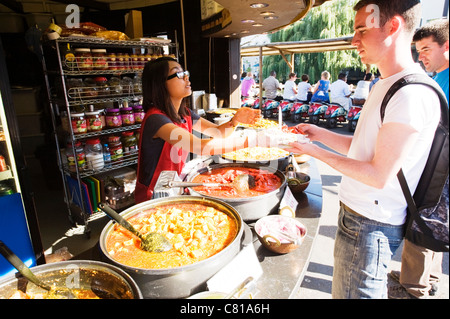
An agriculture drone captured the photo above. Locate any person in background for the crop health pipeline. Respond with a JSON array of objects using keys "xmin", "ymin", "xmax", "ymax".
[
  {"xmin": 389, "ymin": 17, "xmax": 449, "ymax": 300},
  {"xmin": 287, "ymin": 0, "xmax": 440, "ymax": 299},
  {"xmin": 282, "ymin": 72, "xmax": 298, "ymax": 101},
  {"xmin": 241, "ymin": 71, "xmax": 256, "ymax": 98},
  {"xmin": 310, "ymin": 71, "xmax": 330, "ymax": 103},
  {"xmin": 296, "ymin": 74, "xmax": 312, "ymax": 103},
  {"xmin": 135, "ymin": 57, "xmax": 261, "ymax": 203},
  {"xmin": 329, "ymin": 72, "xmax": 352, "ymax": 111},
  {"xmin": 262, "ymin": 70, "xmax": 283, "ymax": 101},
  {"xmin": 352, "ymin": 73, "xmax": 373, "ymax": 105}
]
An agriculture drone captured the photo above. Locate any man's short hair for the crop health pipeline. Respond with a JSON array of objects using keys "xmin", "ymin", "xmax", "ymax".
[
  {"xmin": 270, "ymin": 71, "xmax": 276, "ymax": 76},
  {"xmin": 413, "ymin": 18, "xmax": 449, "ymax": 46},
  {"xmin": 338, "ymin": 73, "xmax": 347, "ymax": 80},
  {"xmin": 354, "ymin": 0, "xmax": 421, "ymax": 35},
  {"xmin": 301, "ymin": 74, "xmax": 309, "ymax": 82}
]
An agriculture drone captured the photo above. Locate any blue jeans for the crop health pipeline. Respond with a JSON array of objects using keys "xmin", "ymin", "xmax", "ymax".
[{"xmin": 332, "ymin": 206, "xmax": 405, "ymax": 299}]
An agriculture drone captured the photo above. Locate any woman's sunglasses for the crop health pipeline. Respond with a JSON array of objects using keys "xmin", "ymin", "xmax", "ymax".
[{"xmin": 167, "ymin": 70, "xmax": 190, "ymax": 80}]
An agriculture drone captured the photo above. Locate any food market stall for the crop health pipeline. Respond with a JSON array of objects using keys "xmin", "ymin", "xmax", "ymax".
[{"xmin": 71, "ymin": 138, "xmax": 322, "ymax": 299}]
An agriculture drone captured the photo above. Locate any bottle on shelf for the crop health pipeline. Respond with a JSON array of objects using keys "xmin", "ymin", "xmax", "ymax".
[{"xmin": 103, "ymin": 143, "xmax": 112, "ymax": 168}]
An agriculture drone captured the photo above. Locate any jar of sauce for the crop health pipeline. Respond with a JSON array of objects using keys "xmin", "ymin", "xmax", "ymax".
[
  {"xmin": 121, "ymin": 131, "xmax": 138, "ymax": 156},
  {"xmin": 85, "ymin": 110, "xmax": 103, "ymax": 132},
  {"xmin": 70, "ymin": 112, "xmax": 87, "ymax": 134},
  {"xmin": 108, "ymin": 135, "xmax": 123, "ymax": 162},
  {"xmin": 105, "ymin": 108, "xmax": 122, "ymax": 128},
  {"xmin": 92, "ymin": 49, "xmax": 107, "ymax": 70},
  {"xmin": 67, "ymin": 141, "xmax": 86, "ymax": 172},
  {"xmin": 133, "ymin": 105, "xmax": 145, "ymax": 124},
  {"xmin": 108, "ymin": 53, "xmax": 117, "ymax": 70},
  {"xmin": 121, "ymin": 107, "xmax": 135, "ymax": 126},
  {"xmin": 74, "ymin": 48, "xmax": 92, "ymax": 71}
]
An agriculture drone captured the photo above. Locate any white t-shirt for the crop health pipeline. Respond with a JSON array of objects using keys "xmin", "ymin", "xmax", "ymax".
[
  {"xmin": 330, "ymin": 79, "xmax": 351, "ymax": 110},
  {"xmin": 353, "ymin": 80, "xmax": 371, "ymax": 99},
  {"xmin": 283, "ymin": 80, "xmax": 297, "ymax": 100},
  {"xmin": 296, "ymin": 82, "xmax": 312, "ymax": 101},
  {"xmin": 262, "ymin": 76, "xmax": 281, "ymax": 99},
  {"xmin": 338, "ymin": 65, "xmax": 440, "ymax": 225}
]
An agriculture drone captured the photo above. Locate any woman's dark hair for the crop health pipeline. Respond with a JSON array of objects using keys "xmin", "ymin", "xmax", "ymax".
[{"xmin": 142, "ymin": 56, "xmax": 188, "ymax": 123}]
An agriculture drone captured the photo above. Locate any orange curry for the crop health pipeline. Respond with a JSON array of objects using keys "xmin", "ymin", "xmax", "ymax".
[
  {"xmin": 105, "ymin": 203, "xmax": 238, "ymax": 269},
  {"xmin": 191, "ymin": 167, "xmax": 282, "ymax": 198}
]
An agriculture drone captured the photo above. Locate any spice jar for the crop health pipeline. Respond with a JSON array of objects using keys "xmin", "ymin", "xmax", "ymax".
[
  {"xmin": 85, "ymin": 138, "xmax": 105, "ymax": 170},
  {"xmin": 123, "ymin": 53, "xmax": 130, "ymax": 70},
  {"xmin": 121, "ymin": 131, "xmax": 138, "ymax": 156},
  {"xmin": 92, "ymin": 49, "xmax": 107, "ymax": 70},
  {"xmin": 121, "ymin": 107, "xmax": 135, "ymax": 126},
  {"xmin": 116, "ymin": 53, "xmax": 125, "ymax": 70},
  {"xmin": 70, "ymin": 112, "xmax": 87, "ymax": 134},
  {"xmin": 85, "ymin": 110, "xmax": 103, "ymax": 132},
  {"xmin": 105, "ymin": 108, "xmax": 122, "ymax": 128},
  {"xmin": 74, "ymin": 48, "xmax": 93, "ymax": 71},
  {"xmin": 66, "ymin": 141, "xmax": 86, "ymax": 172},
  {"xmin": 108, "ymin": 135, "xmax": 123, "ymax": 162},
  {"xmin": 133, "ymin": 105, "xmax": 145, "ymax": 123}
]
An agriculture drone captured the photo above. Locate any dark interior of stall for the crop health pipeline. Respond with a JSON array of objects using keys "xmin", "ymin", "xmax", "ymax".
[{"xmin": 0, "ymin": 0, "xmax": 239, "ymax": 259}]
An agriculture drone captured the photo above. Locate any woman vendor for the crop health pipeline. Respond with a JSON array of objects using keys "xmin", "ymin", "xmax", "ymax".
[{"xmin": 135, "ymin": 57, "xmax": 261, "ymax": 203}]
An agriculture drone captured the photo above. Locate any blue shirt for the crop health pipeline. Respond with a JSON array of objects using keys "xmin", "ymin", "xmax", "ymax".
[{"xmin": 433, "ymin": 67, "xmax": 449, "ymax": 104}]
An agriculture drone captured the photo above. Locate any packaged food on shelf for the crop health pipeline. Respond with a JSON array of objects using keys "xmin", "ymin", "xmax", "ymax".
[
  {"xmin": 108, "ymin": 52, "xmax": 117, "ymax": 70},
  {"xmin": 94, "ymin": 77, "xmax": 109, "ymax": 96},
  {"xmin": 92, "ymin": 49, "xmax": 107, "ymax": 70},
  {"xmin": 108, "ymin": 135, "xmax": 123, "ymax": 162},
  {"xmin": 105, "ymin": 108, "xmax": 122, "ymax": 128},
  {"xmin": 120, "ymin": 107, "xmax": 135, "ymax": 126},
  {"xmin": 85, "ymin": 110, "xmax": 103, "ymax": 132},
  {"xmin": 85, "ymin": 138, "xmax": 105, "ymax": 170},
  {"xmin": 132, "ymin": 104, "xmax": 145, "ymax": 123},
  {"xmin": 74, "ymin": 48, "xmax": 93, "ymax": 71},
  {"xmin": 66, "ymin": 140, "xmax": 86, "ymax": 172},
  {"xmin": 70, "ymin": 112, "xmax": 87, "ymax": 134},
  {"xmin": 121, "ymin": 131, "xmax": 138, "ymax": 156}
]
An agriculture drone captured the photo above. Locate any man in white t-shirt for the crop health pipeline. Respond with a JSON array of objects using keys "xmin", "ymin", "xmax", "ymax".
[
  {"xmin": 329, "ymin": 73, "xmax": 352, "ymax": 111},
  {"xmin": 287, "ymin": 0, "xmax": 440, "ymax": 299},
  {"xmin": 262, "ymin": 70, "xmax": 282, "ymax": 100},
  {"xmin": 282, "ymin": 72, "xmax": 298, "ymax": 101}
]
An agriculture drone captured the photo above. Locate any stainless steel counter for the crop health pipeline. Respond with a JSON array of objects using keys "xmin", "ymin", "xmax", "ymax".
[{"xmin": 250, "ymin": 158, "xmax": 323, "ymax": 298}]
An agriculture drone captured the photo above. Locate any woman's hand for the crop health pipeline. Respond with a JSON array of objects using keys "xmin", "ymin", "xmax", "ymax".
[{"xmin": 231, "ymin": 107, "xmax": 261, "ymax": 126}]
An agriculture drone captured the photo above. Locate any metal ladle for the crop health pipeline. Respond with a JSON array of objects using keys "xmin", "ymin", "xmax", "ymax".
[
  {"xmin": 167, "ymin": 174, "xmax": 256, "ymax": 194},
  {"xmin": 98, "ymin": 203, "xmax": 173, "ymax": 253},
  {"xmin": 0, "ymin": 240, "xmax": 77, "ymax": 299}
]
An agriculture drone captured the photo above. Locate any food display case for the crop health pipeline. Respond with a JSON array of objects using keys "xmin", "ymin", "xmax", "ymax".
[{"xmin": 0, "ymin": 38, "xmax": 44, "ymax": 277}]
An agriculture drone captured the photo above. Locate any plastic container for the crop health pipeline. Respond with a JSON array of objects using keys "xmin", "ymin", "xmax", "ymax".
[
  {"xmin": 85, "ymin": 138, "xmax": 104, "ymax": 170},
  {"xmin": 70, "ymin": 112, "xmax": 87, "ymax": 134},
  {"xmin": 94, "ymin": 77, "xmax": 109, "ymax": 96},
  {"xmin": 85, "ymin": 110, "xmax": 103, "ymax": 132},
  {"xmin": 105, "ymin": 108, "xmax": 122, "ymax": 128},
  {"xmin": 121, "ymin": 107, "xmax": 135, "ymax": 126}
]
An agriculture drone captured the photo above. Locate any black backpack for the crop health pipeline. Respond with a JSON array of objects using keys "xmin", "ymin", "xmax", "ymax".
[{"xmin": 380, "ymin": 73, "xmax": 449, "ymax": 252}]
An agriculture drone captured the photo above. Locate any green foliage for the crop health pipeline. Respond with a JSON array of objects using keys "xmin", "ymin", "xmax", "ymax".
[{"xmin": 262, "ymin": 0, "xmax": 364, "ymax": 83}]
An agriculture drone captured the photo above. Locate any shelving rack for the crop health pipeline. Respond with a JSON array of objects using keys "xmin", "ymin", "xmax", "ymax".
[{"xmin": 40, "ymin": 36, "xmax": 178, "ymax": 236}]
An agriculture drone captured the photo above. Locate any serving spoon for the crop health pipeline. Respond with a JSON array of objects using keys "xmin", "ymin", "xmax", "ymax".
[
  {"xmin": 167, "ymin": 174, "xmax": 256, "ymax": 194},
  {"xmin": 98, "ymin": 203, "xmax": 173, "ymax": 253},
  {"xmin": 0, "ymin": 240, "xmax": 77, "ymax": 299}
]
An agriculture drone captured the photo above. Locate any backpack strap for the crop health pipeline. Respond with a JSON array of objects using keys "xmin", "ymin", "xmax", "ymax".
[{"xmin": 379, "ymin": 73, "xmax": 449, "ymax": 228}]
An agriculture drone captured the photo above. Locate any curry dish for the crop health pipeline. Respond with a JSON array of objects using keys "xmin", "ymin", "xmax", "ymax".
[
  {"xmin": 106, "ymin": 203, "xmax": 238, "ymax": 269},
  {"xmin": 191, "ymin": 167, "xmax": 282, "ymax": 198}
]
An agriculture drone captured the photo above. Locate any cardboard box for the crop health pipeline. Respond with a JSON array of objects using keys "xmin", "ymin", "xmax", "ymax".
[{"xmin": 124, "ymin": 10, "xmax": 143, "ymax": 39}]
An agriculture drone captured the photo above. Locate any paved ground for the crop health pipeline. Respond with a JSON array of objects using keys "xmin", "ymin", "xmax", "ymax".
[{"xmin": 287, "ymin": 121, "xmax": 449, "ymax": 299}]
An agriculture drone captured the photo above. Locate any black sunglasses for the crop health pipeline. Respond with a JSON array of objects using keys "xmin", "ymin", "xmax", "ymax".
[{"xmin": 167, "ymin": 70, "xmax": 190, "ymax": 80}]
